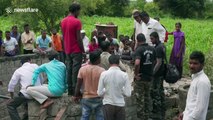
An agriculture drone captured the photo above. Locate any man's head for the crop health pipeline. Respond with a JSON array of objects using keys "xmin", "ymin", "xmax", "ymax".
[
  {"xmin": 100, "ymin": 41, "xmax": 110, "ymax": 52},
  {"xmin": 81, "ymin": 30, "xmax": 86, "ymax": 38},
  {"xmin": 106, "ymin": 33, "xmax": 113, "ymax": 42},
  {"xmin": 140, "ymin": 11, "xmax": 150, "ymax": 24},
  {"xmin": 119, "ymin": 34, "xmax": 125, "ymax": 43},
  {"xmin": 48, "ymin": 54, "xmax": 59, "ymax": 61},
  {"xmin": 21, "ymin": 57, "xmax": 31, "ymax": 64},
  {"xmin": 69, "ymin": 3, "xmax": 81, "ymax": 18},
  {"xmin": 189, "ymin": 51, "xmax": 205, "ymax": 74},
  {"xmin": 133, "ymin": 10, "xmax": 142, "ymax": 24},
  {"xmin": 136, "ymin": 33, "xmax": 146, "ymax": 44},
  {"xmin": 5, "ymin": 31, "xmax": 11, "ymax": 40},
  {"xmin": 12, "ymin": 25, "xmax": 18, "ymax": 33},
  {"xmin": 109, "ymin": 55, "xmax": 120, "ymax": 65},
  {"xmin": 150, "ymin": 32, "xmax": 159, "ymax": 44},
  {"xmin": 92, "ymin": 29, "xmax": 98, "ymax": 37},
  {"xmin": 89, "ymin": 50, "xmax": 101, "ymax": 65},
  {"xmin": 41, "ymin": 30, "xmax": 47, "ymax": 38},
  {"xmin": 24, "ymin": 24, "xmax": 30, "ymax": 33},
  {"xmin": 51, "ymin": 28, "xmax": 57, "ymax": 35}
]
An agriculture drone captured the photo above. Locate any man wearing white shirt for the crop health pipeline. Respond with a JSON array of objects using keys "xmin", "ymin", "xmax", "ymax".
[
  {"xmin": 140, "ymin": 11, "xmax": 166, "ymax": 46},
  {"xmin": 2, "ymin": 31, "xmax": 18, "ymax": 56},
  {"xmin": 179, "ymin": 51, "xmax": 211, "ymax": 120},
  {"xmin": 97, "ymin": 55, "xmax": 131, "ymax": 120},
  {"xmin": 133, "ymin": 10, "xmax": 143, "ymax": 50},
  {"xmin": 7, "ymin": 57, "xmax": 43, "ymax": 120},
  {"xmin": 81, "ymin": 30, "xmax": 90, "ymax": 53}
]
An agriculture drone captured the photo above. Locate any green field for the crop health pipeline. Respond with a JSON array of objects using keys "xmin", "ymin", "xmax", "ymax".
[{"xmin": 1, "ymin": 16, "xmax": 213, "ymax": 80}]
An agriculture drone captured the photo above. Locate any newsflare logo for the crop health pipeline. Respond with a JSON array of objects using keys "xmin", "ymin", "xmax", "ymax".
[
  {"xmin": 5, "ymin": 7, "xmax": 13, "ymax": 14},
  {"xmin": 5, "ymin": 7, "xmax": 38, "ymax": 14}
]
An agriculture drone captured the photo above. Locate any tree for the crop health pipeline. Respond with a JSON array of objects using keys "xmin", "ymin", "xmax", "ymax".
[
  {"xmin": 11, "ymin": 0, "xmax": 70, "ymax": 33},
  {"xmin": 75, "ymin": 0, "xmax": 105, "ymax": 16},
  {"xmin": 95, "ymin": 0, "xmax": 130, "ymax": 16},
  {"xmin": 0, "ymin": 0, "xmax": 12, "ymax": 16},
  {"xmin": 154, "ymin": 0, "xmax": 205, "ymax": 18}
]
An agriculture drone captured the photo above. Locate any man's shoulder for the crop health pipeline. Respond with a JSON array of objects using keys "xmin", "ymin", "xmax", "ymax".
[
  {"xmin": 198, "ymin": 72, "xmax": 211, "ymax": 85},
  {"xmin": 11, "ymin": 37, "xmax": 17, "ymax": 41},
  {"xmin": 62, "ymin": 16, "xmax": 81, "ymax": 23}
]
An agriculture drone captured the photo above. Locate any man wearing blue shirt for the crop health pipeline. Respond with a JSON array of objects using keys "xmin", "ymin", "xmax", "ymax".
[
  {"xmin": 33, "ymin": 30, "xmax": 54, "ymax": 55},
  {"xmin": 27, "ymin": 54, "xmax": 67, "ymax": 109}
]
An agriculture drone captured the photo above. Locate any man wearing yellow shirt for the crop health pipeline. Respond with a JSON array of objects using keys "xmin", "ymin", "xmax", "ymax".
[{"xmin": 21, "ymin": 24, "xmax": 35, "ymax": 54}]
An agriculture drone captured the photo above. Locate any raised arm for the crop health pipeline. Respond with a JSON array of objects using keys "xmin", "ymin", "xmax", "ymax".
[{"xmin": 32, "ymin": 64, "xmax": 46, "ymax": 86}]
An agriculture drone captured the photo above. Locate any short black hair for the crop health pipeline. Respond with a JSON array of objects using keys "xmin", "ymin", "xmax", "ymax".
[
  {"xmin": 12, "ymin": 25, "xmax": 17, "ymax": 29},
  {"xmin": 48, "ymin": 54, "xmax": 59, "ymax": 61},
  {"xmin": 140, "ymin": 11, "xmax": 149, "ymax": 18},
  {"xmin": 133, "ymin": 11, "xmax": 141, "ymax": 17},
  {"xmin": 137, "ymin": 33, "xmax": 146, "ymax": 42},
  {"xmin": 24, "ymin": 24, "xmax": 29, "ymax": 28},
  {"xmin": 190, "ymin": 51, "xmax": 205, "ymax": 64},
  {"xmin": 41, "ymin": 29, "xmax": 47, "ymax": 34},
  {"xmin": 5, "ymin": 31, "xmax": 10, "ymax": 34},
  {"xmin": 100, "ymin": 41, "xmax": 110, "ymax": 51},
  {"xmin": 69, "ymin": 3, "xmax": 81, "ymax": 13},
  {"xmin": 109, "ymin": 55, "xmax": 120, "ymax": 65},
  {"xmin": 89, "ymin": 50, "xmax": 101, "ymax": 64},
  {"xmin": 150, "ymin": 32, "xmax": 159, "ymax": 40},
  {"xmin": 21, "ymin": 57, "xmax": 31, "ymax": 64}
]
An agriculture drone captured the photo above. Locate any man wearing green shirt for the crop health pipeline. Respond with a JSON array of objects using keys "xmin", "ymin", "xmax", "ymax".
[{"xmin": 27, "ymin": 54, "xmax": 67, "ymax": 109}]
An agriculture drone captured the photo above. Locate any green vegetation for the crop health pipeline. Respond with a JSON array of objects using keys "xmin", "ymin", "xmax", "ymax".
[{"xmin": 1, "ymin": 16, "xmax": 213, "ymax": 82}]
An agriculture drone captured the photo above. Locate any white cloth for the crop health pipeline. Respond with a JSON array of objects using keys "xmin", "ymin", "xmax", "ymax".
[
  {"xmin": 183, "ymin": 70, "xmax": 211, "ymax": 120},
  {"xmin": 26, "ymin": 84, "xmax": 54, "ymax": 104},
  {"xmin": 134, "ymin": 20, "xmax": 143, "ymax": 39},
  {"xmin": 8, "ymin": 62, "xmax": 43, "ymax": 99},
  {"xmin": 97, "ymin": 66, "xmax": 131, "ymax": 107},
  {"xmin": 3, "ymin": 37, "xmax": 18, "ymax": 52},
  {"xmin": 141, "ymin": 18, "xmax": 166, "ymax": 45},
  {"xmin": 83, "ymin": 36, "xmax": 89, "ymax": 52}
]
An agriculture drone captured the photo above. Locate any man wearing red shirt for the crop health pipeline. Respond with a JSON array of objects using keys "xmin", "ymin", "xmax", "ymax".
[{"xmin": 61, "ymin": 3, "xmax": 85, "ymax": 95}]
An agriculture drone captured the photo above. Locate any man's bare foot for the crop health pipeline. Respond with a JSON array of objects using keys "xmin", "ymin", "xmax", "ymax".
[{"xmin": 40, "ymin": 99, "xmax": 54, "ymax": 109}]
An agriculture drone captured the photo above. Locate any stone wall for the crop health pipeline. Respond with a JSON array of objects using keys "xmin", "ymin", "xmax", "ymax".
[{"xmin": 27, "ymin": 95, "xmax": 137, "ymax": 120}]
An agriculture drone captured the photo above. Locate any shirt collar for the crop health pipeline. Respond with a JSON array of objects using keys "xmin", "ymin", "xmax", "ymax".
[
  {"xmin": 191, "ymin": 70, "xmax": 204, "ymax": 80},
  {"xmin": 102, "ymin": 52, "xmax": 110, "ymax": 55},
  {"xmin": 109, "ymin": 66, "xmax": 120, "ymax": 70},
  {"xmin": 22, "ymin": 62, "xmax": 31, "ymax": 66}
]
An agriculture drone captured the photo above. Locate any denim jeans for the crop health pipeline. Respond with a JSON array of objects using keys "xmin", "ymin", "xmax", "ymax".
[
  {"xmin": 66, "ymin": 53, "xmax": 83, "ymax": 95},
  {"xmin": 81, "ymin": 97, "xmax": 104, "ymax": 120}
]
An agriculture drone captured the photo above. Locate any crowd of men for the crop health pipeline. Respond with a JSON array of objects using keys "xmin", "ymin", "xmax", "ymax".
[{"xmin": 2, "ymin": 2, "xmax": 211, "ymax": 120}]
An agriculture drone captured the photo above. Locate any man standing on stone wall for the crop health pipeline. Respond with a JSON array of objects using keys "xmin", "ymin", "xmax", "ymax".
[
  {"xmin": 179, "ymin": 51, "xmax": 211, "ymax": 120},
  {"xmin": 74, "ymin": 50, "xmax": 105, "ymax": 120},
  {"xmin": 134, "ymin": 33, "xmax": 156, "ymax": 120},
  {"xmin": 61, "ymin": 3, "xmax": 85, "ymax": 95},
  {"xmin": 98, "ymin": 55, "xmax": 131, "ymax": 120}
]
